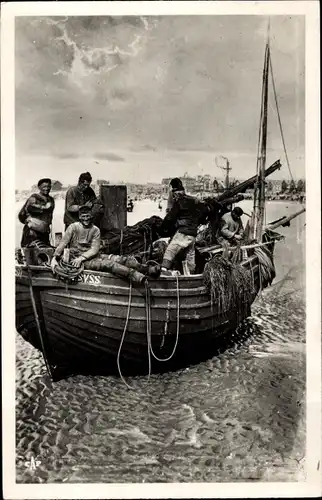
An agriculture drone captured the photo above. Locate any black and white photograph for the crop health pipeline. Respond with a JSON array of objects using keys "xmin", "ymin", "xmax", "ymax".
[{"xmin": 1, "ymin": 1, "xmax": 321, "ymax": 497}]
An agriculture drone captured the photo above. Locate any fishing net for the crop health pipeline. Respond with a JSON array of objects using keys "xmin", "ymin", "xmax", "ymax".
[
  {"xmin": 254, "ymin": 246, "xmax": 276, "ymax": 286},
  {"xmin": 195, "ymin": 224, "xmax": 214, "ymax": 247},
  {"xmin": 231, "ymin": 244, "xmax": 243, "ymax": 265},
  {"xmin": 100, "ymin": 216, "xmax": 163, "ymax": 257},
  {"xmin": 203, "ymin": 255, "xmax": 255, "ymax": 321}
]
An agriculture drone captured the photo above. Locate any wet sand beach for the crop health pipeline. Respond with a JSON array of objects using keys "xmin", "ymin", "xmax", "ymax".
[{"xmin": 15, "ymin": 200, "xmax": 306, "ymax": 483}]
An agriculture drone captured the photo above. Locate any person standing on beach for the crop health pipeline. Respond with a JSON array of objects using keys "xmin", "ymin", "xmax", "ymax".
[
  {"xmin": 64, "ymin": 172, "xmax": 104, "ymax": 229},
  {"xmin": 18, "ymin": 178, "xmax": 55, "ymax": 247}
]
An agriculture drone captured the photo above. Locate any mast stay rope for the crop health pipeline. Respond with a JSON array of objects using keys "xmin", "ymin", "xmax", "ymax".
[{"xmin": 269, "ymin": 56, "xmax": 295, "ymax": 183}]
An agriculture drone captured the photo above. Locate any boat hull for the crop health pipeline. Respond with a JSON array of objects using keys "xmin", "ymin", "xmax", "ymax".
[{"xmin": 15, "ymin": 257, "xmax": 261, "ymax": 380}]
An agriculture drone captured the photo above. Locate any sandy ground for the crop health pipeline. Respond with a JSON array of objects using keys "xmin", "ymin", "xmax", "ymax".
[{"xmin": 15, "ymin": 198, "xmax": 306, "ymax": 483}]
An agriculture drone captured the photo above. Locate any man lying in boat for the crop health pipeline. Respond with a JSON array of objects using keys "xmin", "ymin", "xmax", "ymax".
[
  {"xmin": 51, "ymin": 205, "xmax": 101, "ymax": 270},
  {"xmin": 18, "ymin": 178, "xmax": 55, "ymax": 248},
  {"xmin": 217, "ymin": 206, "xmax": 245, "ymax": 250},
  {"xmin": 64, "ymin": 172, "xmax": 104, "ymax": 230},
  {"xmin": 160, "ymin": 178, "xmax": 209, "ymax": 276}
]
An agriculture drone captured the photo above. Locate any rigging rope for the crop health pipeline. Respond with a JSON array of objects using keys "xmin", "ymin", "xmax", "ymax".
[{"xmin": 269, "ymin": 56, "xmax": 294, "ymax": 183}]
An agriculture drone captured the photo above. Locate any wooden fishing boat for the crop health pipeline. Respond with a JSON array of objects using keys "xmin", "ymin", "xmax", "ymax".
[
  {"xmin": 15, "ymin": 23, "xmax": 305, "ymax": 381},
  {"xmin": 15, "ymin": 252, "xmax": 262, "ymax": 380}
]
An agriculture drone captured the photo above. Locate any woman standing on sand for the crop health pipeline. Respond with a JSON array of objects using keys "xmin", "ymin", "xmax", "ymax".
[{"xmin": 18, "ymin": 178, "xmax": 55, "ymax": 247}]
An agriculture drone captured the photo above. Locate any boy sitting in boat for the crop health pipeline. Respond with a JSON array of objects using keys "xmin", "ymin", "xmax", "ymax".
[
  {"xmin": 217, "ymin": 206, "xmax": 244, "ymax": 249},
  {"xmin": 160, "ymin": 178, "xmax": 209, "ymax": 275},
  {"xmin": 51, "ymin": 205, "xmax": 101, "ymax": 270},
  {"xmin": 64, "ymin": 172, "xmax": 104, "ymax": 230},
  {"xmin": 18, "ymin": 178, "xmax": 55, "ymax": 248}
]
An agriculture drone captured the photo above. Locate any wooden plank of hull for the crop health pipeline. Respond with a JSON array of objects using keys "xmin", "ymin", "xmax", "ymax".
[
  {"xmin": 17, "ymin": 268, "xmax": 207, "ymax": 289},
  {"xmin": 16, "ymin": 309, "xmax": 35, "ymax": 329},
  {"xmin": 42, "ymin": 300, "xmax": 240, "ymax": 351},
  {"xmin": 32, "ymin": 309, "xmax": 244, "ymax": 376},
  {"xmin": 46, "ymin": 316, "xmax": 143, "ymax": 362},
  {"xmin": 15, "ymin": 299, "xmax": 34, "ymax": 311},
  {"xmin": 40, "ymin": 273, "xmax": 258, "ymax": 321},
  {"xmin": 42, "ymin": 298, "xmax": 240, "ymax": 336},
  {"xmin": 41, "ymin": 291, "xmax": 246, "ymax": 331},
  {"xmin": 42, "ymin": 287, "xmax": 212, "ymax": 308},
  {"xmin": 16, "ymin": 258, "xmax": 259, "ymax": 289},
  {"xmin": 15, "ymin": 291, "xmax": 33, "ymax": 302}
]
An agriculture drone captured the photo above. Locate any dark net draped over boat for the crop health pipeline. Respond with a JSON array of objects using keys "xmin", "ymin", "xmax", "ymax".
[
  {"xmin": 203, "ymin": 255, "xmax": 255, "ymax": 322},
  {"xmin": 100, "ymin": 216, "xmax": 164, "ymax": 256}
]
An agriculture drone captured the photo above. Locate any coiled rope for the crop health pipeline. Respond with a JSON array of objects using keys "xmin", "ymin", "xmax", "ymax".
[{"xmin": 53, "ymin": 260, "xmax": 84, "ymax": 285}]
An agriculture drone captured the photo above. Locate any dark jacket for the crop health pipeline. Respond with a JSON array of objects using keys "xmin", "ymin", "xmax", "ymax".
[
  {"xmin": 18, "ymin": 193, "xmax": 55, "ymax": 227},
  {"xmin": 162, "ymin": 192, "xmax": 209, "ymax": 237},
  {"xmin": 64, "ymin": 185, "xmax": 103, "ymax": 227}
]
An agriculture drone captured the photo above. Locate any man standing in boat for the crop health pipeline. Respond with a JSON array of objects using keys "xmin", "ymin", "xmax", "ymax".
[
  {"xmin": 64, "ymin": 172, "xmax": 104, "ymax": 230},
  {"xmin": 160, "ymin": 178, "xmax": 209, "ymax": 275},
  {"xmin": 51, "ymin": 205, "xmax": 101, "ymax": 269},
  {"xmin": 166, "ymin": 177, "xmax": 184, "ymax": 213},
  {"xmin": 18, "ymin": 178, "xmax": 55, "ymax": 247},
  {"xmin": 217, "ymin": 206, "xmax": 244, "ymax": 248}
]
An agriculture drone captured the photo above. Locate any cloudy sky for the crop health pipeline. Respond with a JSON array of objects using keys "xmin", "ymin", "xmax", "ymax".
[{"xmin": 15, "ymin": 15, "xmax": 305, "ymax": 185}]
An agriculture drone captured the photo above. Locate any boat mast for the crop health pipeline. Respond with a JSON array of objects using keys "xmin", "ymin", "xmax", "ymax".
[{"xmin": 252, "ymin": 22, "xmax": 270, "ymax": 241}]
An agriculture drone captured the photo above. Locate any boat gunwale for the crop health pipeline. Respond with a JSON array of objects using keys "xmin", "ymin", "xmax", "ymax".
[{"xmin": 15, "ymin": 254, "xmax": 259, "ymax": 283}]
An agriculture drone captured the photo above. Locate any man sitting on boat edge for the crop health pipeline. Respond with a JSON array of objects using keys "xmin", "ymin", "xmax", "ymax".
[
  {"xmin": 18, "ymin": 178, "xmax": 55, "ymax": 248},
  {"xmin": 51, "ymin": 205, "xmax": 101, "ymax": 270},
  {"xmin": 64, "ymin": 172, "xmax": 104, "ymax": 230},
  {"xmin": 217, "ymin": 206, "xmax": 245, "ymax": 249}
]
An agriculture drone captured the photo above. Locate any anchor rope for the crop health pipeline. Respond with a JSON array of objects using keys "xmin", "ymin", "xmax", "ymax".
[
  {"xmin": 146, "ymin": 276, "xmax": 180, "ymax": 362},
  {"xmin": 144, "ymin": 281, "xmax": 152, "ymax": 381},
  {"xmin": 116, "ymin": 281, "xmax": 134, "ymax": 390}
]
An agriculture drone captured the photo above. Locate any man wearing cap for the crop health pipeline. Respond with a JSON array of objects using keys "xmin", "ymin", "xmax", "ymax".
[
  {"xmin": 166, "ymin": 178, "xmax": 184, "ymax": 214},
  {"xmin": 18, "ymin": 178, "xmax": 55, "ymax": 247},
  {"xmin": 51, "ymin": 205, "xmax": 101, "ymax": 269},
  {"xmin": 64, "ymin": 172, "xmax": 104, "ymax": 229},
  {"xmin": 160, "ymin": 178, "xmax": 209, "ymax": 275},
  {"xmin": 217, "ymin": 206, "xmax": 244, "ymax": 247}
]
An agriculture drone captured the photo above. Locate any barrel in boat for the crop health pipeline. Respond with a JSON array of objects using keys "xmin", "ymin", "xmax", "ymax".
[{"xmin": 15, "ymin": 256, "xmax": 261, "ymax": 380}]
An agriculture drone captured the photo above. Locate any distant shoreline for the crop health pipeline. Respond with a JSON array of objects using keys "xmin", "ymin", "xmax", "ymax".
[{"xmin": 15, "ymin": 189, "xmax": 305, "ymax": 205}]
